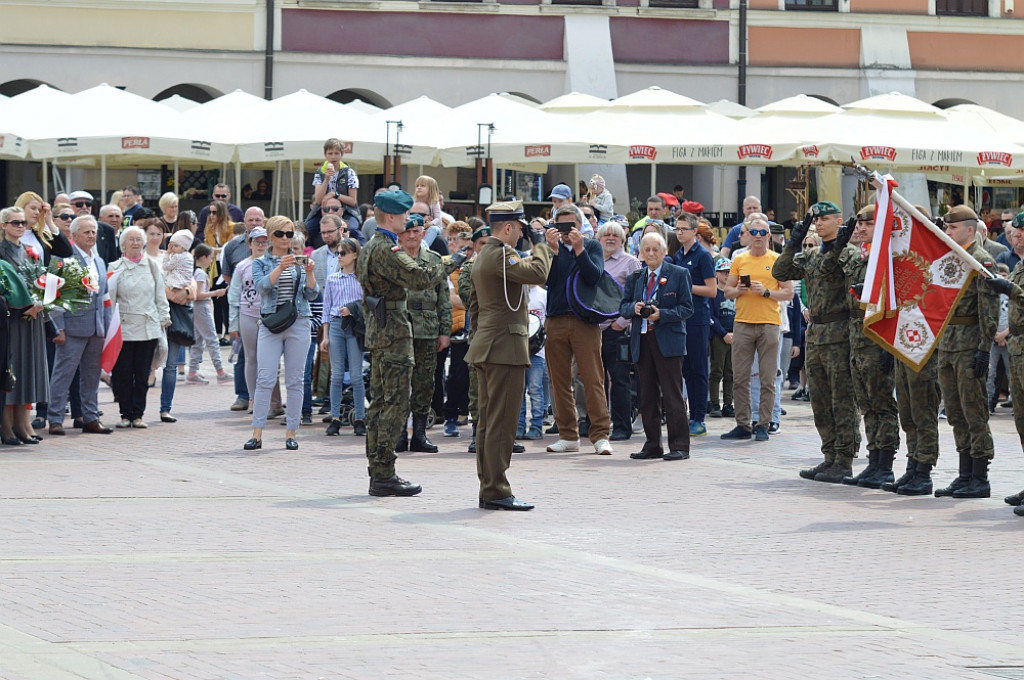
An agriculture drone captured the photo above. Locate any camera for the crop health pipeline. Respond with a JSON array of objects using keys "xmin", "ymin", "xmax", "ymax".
[{"xmin": 639, "ymin": 303, "xmax": 655, "ymax": 319}]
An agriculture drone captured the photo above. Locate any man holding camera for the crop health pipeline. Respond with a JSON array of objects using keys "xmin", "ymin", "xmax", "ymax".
[
  {"xmin": 544, "ymin": 205, "xmax": 612, "ymax": 455},
  {"xmin": 465, "ymin": 201, "xmax": 552, "ymax": 510},
  {"xmin": 622, "ymin": 233, "xmax": 694, "ymax": 460}
]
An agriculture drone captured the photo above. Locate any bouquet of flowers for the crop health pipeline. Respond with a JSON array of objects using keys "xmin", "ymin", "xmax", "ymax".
[{"xmin": 17, "ymin": 247, "xmax": 94, "ymax": 313}]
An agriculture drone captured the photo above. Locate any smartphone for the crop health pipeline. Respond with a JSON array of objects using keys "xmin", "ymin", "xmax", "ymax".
[
  {"xmin": 294, "ymin": 255, "xmax": 308, "ymax": 266},
  {"xmin": 555, "ymin": 222, "xmax": 574, "ymax": 234},
  {"xmin": 740, "ymin": 274, "xmax": 751, "ymax": 287}
]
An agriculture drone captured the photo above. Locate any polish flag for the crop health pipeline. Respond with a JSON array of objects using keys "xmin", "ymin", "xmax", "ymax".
[
  {"xmin": 860, "ymin": 175, "xmax": 989, "ymax": 371},
  {"xmin": 100, "ymin": 270, "xmax": 123, "ymax": 373}
]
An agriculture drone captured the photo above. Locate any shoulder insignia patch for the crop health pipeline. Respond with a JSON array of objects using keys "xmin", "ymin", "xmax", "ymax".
[
  {"xmin": 508, "ymin": 256, "xmax": 519, "ymax": 265},
  {"xmin": 391, "ymin": 245, "xmax": 401, "ymax": 252}
]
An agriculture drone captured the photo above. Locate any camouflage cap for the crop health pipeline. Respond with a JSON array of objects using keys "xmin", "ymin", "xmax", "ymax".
[
  {"xmin": 944, "ymin": 204, "xmax": 979, "ymax": 223},
  {"xmin": 1011, "ymin": 210, "xmax": 1024, "ymax": 228},
  {"xmin": 485, "ymin": 199, "xmax": 529, "ymax": 226},
  {"xmin": 810, "ymin": 201, "xmax": 840, "ymax": 217},
  {"xmin": 373, "ymin": 189, "xmax": 414, "ymax": 215}
]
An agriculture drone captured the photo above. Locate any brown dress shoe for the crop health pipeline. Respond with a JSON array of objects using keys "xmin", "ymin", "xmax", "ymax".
[
  {"xmin": 48, "ymin": 423, "xmax": 65, "ymax": 436},
  {"xmin": 82, "ymin": 420, "xmax": 113, "ymax": 434}
]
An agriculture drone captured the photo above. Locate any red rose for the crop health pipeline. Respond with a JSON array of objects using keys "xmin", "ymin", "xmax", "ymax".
[{"xmin": 659, "ymin": 277, "xmax": 668, "ymax": 286}]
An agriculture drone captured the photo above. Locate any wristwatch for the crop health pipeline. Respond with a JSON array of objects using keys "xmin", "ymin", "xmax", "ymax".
[{"xmin": 762, "ymin": 290, "xmax": 771, "ymax": 299}]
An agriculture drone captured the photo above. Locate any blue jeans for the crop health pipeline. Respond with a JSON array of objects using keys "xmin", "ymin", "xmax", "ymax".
[
  {"xmin": 329, "ymin": 321, "xmax": 365, "ymax": 420},
  {"xmin": 302, "ymin": 338, "xmax": 316, "ymax": 416},
  {"xmin": 160, "ymin": 336, "xmax": 183, "ymax": 414},
  {"xmin": 518, "ymin": 354, "xmax": 548, "ymax": 432},
  {"xmin": 234, "ymin": 343, "xmax": 249, "ymax": 400}
]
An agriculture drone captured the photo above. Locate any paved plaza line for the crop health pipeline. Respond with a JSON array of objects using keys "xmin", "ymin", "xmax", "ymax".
[
  {"xmin": 0, "ymin": 622, "xmax": 147, "ymax": 680},
  {"xmin": 84, "ymin": 455, "xmax": 1023, "ymax": 661}
]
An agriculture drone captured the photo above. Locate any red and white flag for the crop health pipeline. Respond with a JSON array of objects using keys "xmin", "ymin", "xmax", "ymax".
[
  {"xmin": 100, "ymin": 270, "xmax": 123, "ymax": 373},
  {"xmin": 860, "ymin": 175, "xmax": 989, "ymax": 371}
]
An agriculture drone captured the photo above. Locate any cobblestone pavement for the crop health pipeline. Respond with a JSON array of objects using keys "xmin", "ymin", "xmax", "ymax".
[{"xmin": 1, "ymin": 362, "xmax": 1023, "ymax": 680}]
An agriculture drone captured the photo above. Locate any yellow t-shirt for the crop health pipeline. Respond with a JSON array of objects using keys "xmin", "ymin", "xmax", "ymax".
[{"xmin": 729, "ymin": 250, "xmax": 781, "ymax": 325}]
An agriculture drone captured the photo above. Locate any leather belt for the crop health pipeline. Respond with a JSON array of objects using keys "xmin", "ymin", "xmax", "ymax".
[
  {"xmin": 810, "ymin": 312, "xmax": 848, "ymax": 324},
  {"xmin": 947, "ymin": 316, "xmax": 976, "ymax": 326},
  {"xmin": 409, "ymin": 301, "xmax": 435, "ymax": 311},
  {"xmin": 384, "ymin": 300, "xmax": 407, "ymax": 310}
]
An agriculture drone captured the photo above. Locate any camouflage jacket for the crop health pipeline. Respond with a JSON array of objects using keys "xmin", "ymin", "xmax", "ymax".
[
  {"xmin": 356, "ymin": 231, "xmax": 459, "ymax": 351},
  {"xmin": 1006, "ymin": 262, "xmax": 1024, "ymax": 356},
  {"xmin": 938, "ymin": 241, "xmax": 998, "ymax": 354},
  {"xmin": 773, "ymin": 241, "xmax": 857, "ymax": 346},
  {"xmin": 406, "ymin": 247, "xmax": 453, "ymax": 340},
  {"xmin": 457, "ymin": 258, "xmax": 475, "ymax": 339}
]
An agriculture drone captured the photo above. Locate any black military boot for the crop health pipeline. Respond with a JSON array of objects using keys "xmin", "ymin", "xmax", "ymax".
[
  {"xmin": 409, "ymin": 414, "xmax": 438, "ymax": 453},
  {"xmin": 934, "ymin": 451, "xmax": 971, "ymax": 497},
  {"xmin": 799, "ymin": 459, "xmax": 831, "ymax": 480},
  {"xmin": 1004, "ymin": 488, "xmax": 1024, "ymax": 506},
  {"xmin": 952, "ymin": 457, "xmax": 991, "ymax": 499},
  {"xmin": 843, "ymin": 450, "xmax": 878, "ymax": 485},
  {"xmin": 897, "ymin": 462, "xmax": 933, "ymax": 496},
  {"xmin": 882, "ymin": 458, "xmax": 916, "ymax": 493},
  {"xmin": 859, "ymin": 449, "xmax": 896, "ymax": 489},
  {"xmin": 395, "ymin": 428, "xmax": 409, "ymax": 452},
  {"xmin": 815, "ymin": 460, "xmax": 853, "ymax": 484},
  {"xmin": 468, "ymin": 422, "xmax": 477, "ymax": 454}
]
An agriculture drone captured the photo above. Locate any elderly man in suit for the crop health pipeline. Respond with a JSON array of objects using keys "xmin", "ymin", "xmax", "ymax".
[
  {"xmin": 47, "ymin": 215, "xmax": 114, "ymax": 435},
  {"xmin": 465, "ymin": 200, "xmax": 552, "ymax": 511},
  {"xmin": 621, "ymin": 232, "xmax": 694, "ymax": 461}
]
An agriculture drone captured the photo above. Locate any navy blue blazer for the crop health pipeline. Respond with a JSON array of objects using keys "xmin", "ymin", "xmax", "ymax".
[
  {"xmin": 52, "ymin": 248, "xmax": 111, "ymax": 338},
  {"xmin": 620, "ymin": 260, "xmax": 694, "ymax": 363}
]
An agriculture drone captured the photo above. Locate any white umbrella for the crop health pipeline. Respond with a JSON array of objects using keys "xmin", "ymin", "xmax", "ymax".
[
  {"xmin": 708, "ymin": 99, "xmax": 756, "ymax": 120},
  {"xmin": 539, "ymin": 92, "xmax": 609, "ymax": 113},
  {"xmin": 0, "ymin": 85, "xmax": 72, "ymax": 159},
  {"xmin": 158, "ymin": 94, "xmax": 201, "ymax": 112},
  {"xmin": 731, "ymin": 94, "xmax": 844, "ymax": 166},
  {"xmin": 345, "ymin": 100, "xmax": 382, "ymax": 115}
]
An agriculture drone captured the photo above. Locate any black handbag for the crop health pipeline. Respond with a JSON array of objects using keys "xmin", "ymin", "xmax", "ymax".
[
  {"xmin": 0, "ymin": 368, "xmax": 15, "ymax": 393},
  {"xmin": 261, "ymin": 299, "xmax": 298, "ymax": 334},
  {"xmin": 167, "ymin": 301, "xmax": 195, "ymax": 347}
]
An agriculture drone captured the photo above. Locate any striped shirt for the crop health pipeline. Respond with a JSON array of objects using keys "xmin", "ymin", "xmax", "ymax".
[
  {"xmin": 276, "ymin": 266, "xmax": 297, "ymax": 309},
  {"xmin": 321, "ymin": 269, "xmax": 363, "ymax": 324}
]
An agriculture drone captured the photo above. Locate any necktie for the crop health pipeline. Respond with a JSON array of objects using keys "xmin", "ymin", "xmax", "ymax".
[{"xmin": 646, "ymin": 270, "xmax": 657, "ymax": 300}]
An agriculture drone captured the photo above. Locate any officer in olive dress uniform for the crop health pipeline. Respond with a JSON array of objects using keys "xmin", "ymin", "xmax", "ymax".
[
  {"xmin": 773, "ymin": 201, "xmax": 861, "ymax": 483},
  {"xmin": 394, "ymin": 214, "xmax": 453, "ymax": 454},
  {"xmin": 841, "ymin": 204, "xmax": 901, "ymax": 489},
  {"xmin": 465, "ymin": 201, "xmax": 551, "ymax": 511},
  {"xmin": 357, "ymin": 190, "xmax": 467, "ymax": 497},
  {"xmin": 910, "ymin": 205, "xmax": 999, "ymax": 499}
]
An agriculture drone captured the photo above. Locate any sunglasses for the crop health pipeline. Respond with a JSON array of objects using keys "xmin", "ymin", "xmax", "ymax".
[
  {"xmin": 410, "ymin": 212, "xmax": 429, "ymax": 218},
  {"xmin": 57, "ymin": 213, "xmax": 75, "ymax": 221},
  {"xmin": 73, "ymin": 201, "xmax": 91, "ymax": 208},
  {"xmin": 213, "ymin": 193, "xmax": 228, "ymax": 199},
  {"xmin": 323, "ymin": 206, "xmax": 342, "ymax": 213},
  {"xmin": 209, "ymin": 210, "xmax": 219, "ymax": 215},
  {"xmin": 803, "ymin": 242, "xmax": 817, "ymax": 248},
  {"xmin": 273, "ymin": 230, "xmax": 295, "ymax": 239},
  {"xmin": 4, "ymin": 220, "xmax": 28, "ymax": 227},
  {"xmin": 747, "ymin": 228, "xmax": 769, "ymax": 237}
]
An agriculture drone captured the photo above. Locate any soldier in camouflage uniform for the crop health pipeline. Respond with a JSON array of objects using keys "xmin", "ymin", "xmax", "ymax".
[
  {"xmin": 357, "ymin": 190, "xmax": 467, "ymax": 497},
  {"xmin": 906, "ymin": 205, "xmax": 999, "ymax": 499},
  {"xmin": 841, "ymin": 204, "xmax": 901, "ymax": 489},
  {"xmin": 981, "ymin": 212, "xmax": 1024, "ymax": 515},
  {"xmin": 393, "ymin": 213, "xmax": 453, "ymax": 454},
  {"xmin": 458, "ymin": 228, "xmax": 485, "ymax": 453},
  {"xmin": 773, "ymin": 201, "xmax": 861, "ymax": 483}
]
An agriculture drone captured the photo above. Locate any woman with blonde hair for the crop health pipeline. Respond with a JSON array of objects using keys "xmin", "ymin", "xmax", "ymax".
[
  {"xmin": 158, "ymin": 192, "xmax": 179, "ymax": 232},
  {"xmin": 14, "ymin": 191, "xmax": 72, "ymax": 264}
]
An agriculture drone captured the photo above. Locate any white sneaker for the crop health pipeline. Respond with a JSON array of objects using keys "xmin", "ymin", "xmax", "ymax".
[
  {"xmin": 594, "ymin": 439, "xmax": 613, "ymax": 455},
  {"xmin": 546, "ymin": 439, "xmax": 580, "ymax": 453},
  {"xmin": 632, "ymin": 415, "xmax": 644, "ymax": 434}
]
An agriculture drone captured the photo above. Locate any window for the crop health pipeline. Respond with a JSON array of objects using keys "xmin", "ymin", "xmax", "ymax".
[
  {"xmin": 936, "ymin": 0, "xmax": 987, "ymax": 15},
  {"xmin": 648, "ymin": 0, "xmax": 700, "ymax": 7},
  {"xmin": 785, "ymin": 0, "xmax": 838, "ymax": 10},
  {"xmin": 550, "ymin": 0, "xmax": 604, "ymax": 5}
]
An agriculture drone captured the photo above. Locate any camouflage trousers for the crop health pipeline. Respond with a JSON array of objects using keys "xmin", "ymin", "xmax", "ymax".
[
  {"xmin": 1007, "ymin": 338, "xmax": 1024, "ymax": 451},
  {"xmin": 805, "ymin": 339, "xmax": 861, "ymax": 463},
  {"xmin": 937, "ymin": 348, "xmax": 994, "ymax": 460},
  {"xmin": 850, "ymin": 338, "xmax": 900, "ymax": 451},
  {"xmin": 365, "ymin": 346, "xmax": 415, "ymax": 480},
  {"xmin": 894, "ymin": 356, "xmax": 941, "ymax": 465},
  {"xmin": 410, "ymin": 338, "xmax": 438, "ymax": 418}
]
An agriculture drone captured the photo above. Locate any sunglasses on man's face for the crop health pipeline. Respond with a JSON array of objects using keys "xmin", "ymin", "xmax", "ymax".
[
  {"xmin": 323, "ymin": 206, "xmax": 342, "ymax": 213},
  {"xmin": 273, "ymin": 230, "xmax": 295, "ymax": 239},
  {"xmin": 213, "ymin": 193, "xmax": 228, "ymax": 199},
  {"xmin": 73, "ymin": 201, "xmax": 91, "ymax": 208},
  {"xmin": 747, "ymin": 228, "xmax": 769, "ymax": 237}
]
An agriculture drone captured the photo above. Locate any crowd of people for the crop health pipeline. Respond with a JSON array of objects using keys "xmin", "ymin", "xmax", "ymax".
[{"xmin": 3, "ymin": 136, "xmax": 1024, "ymax": 517}]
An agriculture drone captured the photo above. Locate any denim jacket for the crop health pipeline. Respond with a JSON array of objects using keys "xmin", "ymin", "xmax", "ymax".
[{"xmin": 253, "ymin": 253, "xmax": 320, "ymax": 317}]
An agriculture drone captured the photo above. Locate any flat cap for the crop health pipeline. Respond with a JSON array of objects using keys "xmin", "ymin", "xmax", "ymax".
[
  {"xmin": 69, "ymin": 190, "xmax": 94, "ymax": 202},
  {"xmin": 485, "ymin": 199, "xmax": 529, "ymax": 226},
  {"xmin": 373, "ymin": 189, "xmax": 413, "ymax": 215},
  {"xmin": 810, "ymin": 201, "xmax": 840, "ymax": 217},
  {"xmin": 944, "ymin": 204, "xmax": 979, "ymax": 223}
]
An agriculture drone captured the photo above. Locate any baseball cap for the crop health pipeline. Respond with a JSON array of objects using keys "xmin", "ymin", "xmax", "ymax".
[
  {"xmin": 248, "ymin": 227, "xmax": 268, "ymax": 241},
  {"xmin": 715, "ymin": 259, "xmax": 732, "ymax": 272},
  {"xmin": 547, "ymin": 184, "xmax": 572, "ymax": 201}
]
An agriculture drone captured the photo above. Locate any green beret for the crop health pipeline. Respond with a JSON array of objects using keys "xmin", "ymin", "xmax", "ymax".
[
  {"xmin": 373, "ymin": 190, "xmax": 413, "ymax": 215},
  {"xmin": 406, "ymin": 214, "xmax": 425, "ymax": 229},
  {"xmin": 1011, "ymin": 211, "xmax": 1024, "ymax": 228},
  {"xmin": 810, "ymin": 201, "xmax": 840, "ymax": 217},
  {"xmin": 944, "ymin": 204, "xmax": 979, "ymax": 223},
  {"xmin": 471, "ymin": 226, "xmax": 491, "ymax": 241}
]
